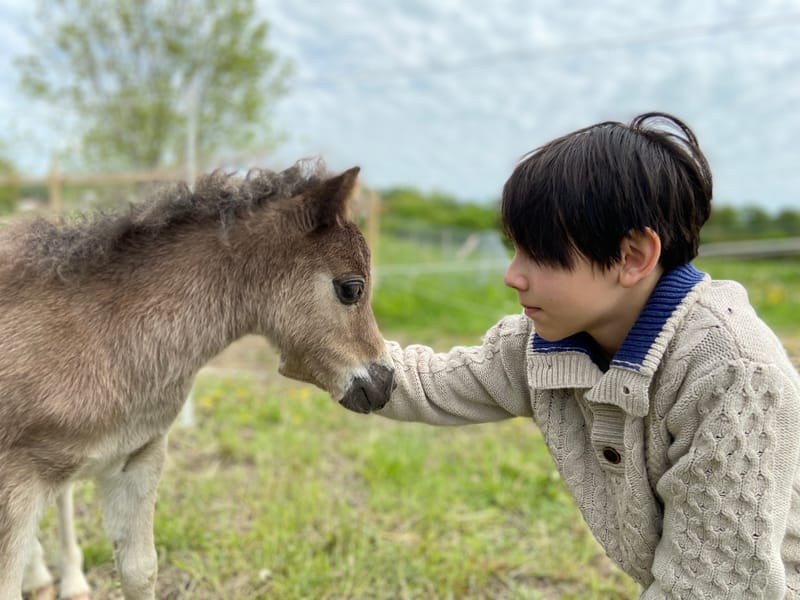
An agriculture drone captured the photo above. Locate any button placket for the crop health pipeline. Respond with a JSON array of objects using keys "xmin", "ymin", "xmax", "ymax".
[{"xmin": 589, "ymin": 403, "xmax": 626, "ymax": 471}]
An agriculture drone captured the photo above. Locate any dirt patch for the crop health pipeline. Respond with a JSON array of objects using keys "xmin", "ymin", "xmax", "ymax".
[{"xmin": 206, "ymin": 334, "xmax": 277, "ymax": 372}]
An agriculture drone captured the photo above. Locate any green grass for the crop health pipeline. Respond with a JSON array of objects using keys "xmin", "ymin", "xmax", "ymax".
[
  {"xmin": 371, "ymin": 232, "xmax": 800, "ymax": 343},
  {"xmin": 370, "ymin": 233, "xmax": 516, "ymax": 345},
  {"xmin": 372, "ymin": 270, "xmax": 518, "ymax": 345},
  {"xmin": 37, "ymin": 370, "xmax": 640, "ymax": 599}
]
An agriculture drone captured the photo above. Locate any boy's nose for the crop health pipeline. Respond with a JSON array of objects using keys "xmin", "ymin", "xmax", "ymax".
[{"xmin": 504, "ymin": 262, "xmax": 527, "ymax": 291}]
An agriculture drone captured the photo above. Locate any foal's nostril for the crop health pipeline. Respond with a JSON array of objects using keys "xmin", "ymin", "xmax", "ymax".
[
  {"xmin": 339, "ymin": 363, "xmax": 395, "ymax": 414},
  {"xmin": 339, "ymin": 383, "xmax": 371, "ymax": 414}
]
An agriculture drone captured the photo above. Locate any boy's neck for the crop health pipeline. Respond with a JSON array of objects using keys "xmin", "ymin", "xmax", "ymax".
[{"xmin": 593, "ymin": 265, "xmax": 665, "ymax": 358}]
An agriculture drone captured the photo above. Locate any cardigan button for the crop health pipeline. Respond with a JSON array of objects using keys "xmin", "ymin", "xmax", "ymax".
[{"xmin": 602, "ymin": 446, "xmax": 621, "ymax": 464}]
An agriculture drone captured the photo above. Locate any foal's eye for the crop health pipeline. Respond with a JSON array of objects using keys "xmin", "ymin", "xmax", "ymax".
[{"xmin": 334, "ymin": 277, "xmax": 365, "ymax": 305}]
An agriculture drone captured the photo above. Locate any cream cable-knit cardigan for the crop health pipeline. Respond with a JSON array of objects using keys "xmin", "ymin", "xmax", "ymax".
[{"xmin": 378, "ymin": 264, "xmax": 800, "ymax": 599}]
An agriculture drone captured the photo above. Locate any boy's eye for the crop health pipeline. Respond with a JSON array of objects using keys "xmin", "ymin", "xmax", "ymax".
[{"xmin": 334, "ymin": 277, "xmax": 365, "ymax": 305}]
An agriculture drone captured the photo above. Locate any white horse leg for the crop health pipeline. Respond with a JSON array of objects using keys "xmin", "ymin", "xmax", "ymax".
[
  {"xmin": 55, "ymin": 485, "xmax": 90, "ymax": 600},
  {"xmin": 95, "ymin": 437, "xmax": 167, "ymax": 600},
  {"xmin": 21, "ymin": 538, "xmax": 55, "ymax": 600}
]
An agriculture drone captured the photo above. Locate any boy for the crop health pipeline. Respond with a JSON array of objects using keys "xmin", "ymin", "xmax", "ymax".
[{"xmin": 357, "ymin": 113, "xmax": 800, "ymax": 598}]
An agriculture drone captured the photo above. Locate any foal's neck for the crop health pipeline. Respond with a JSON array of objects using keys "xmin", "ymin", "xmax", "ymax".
[{"xmin": 105, "ymin": 225, "xmax": 273, "ymax": 379}]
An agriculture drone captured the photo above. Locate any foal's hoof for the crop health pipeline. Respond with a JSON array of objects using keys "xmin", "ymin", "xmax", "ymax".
[{"xmin": 24, "ymin": 585, "xmax": 56, "ymax": 600}]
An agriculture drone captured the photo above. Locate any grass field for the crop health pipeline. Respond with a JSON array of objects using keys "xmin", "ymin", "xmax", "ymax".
[
  {"xmin": 34, "ymin": 251, "xmax": 799, "ymax": 599},
  {"xmin": 40, "ymin": 344, "xmax": 640, "ymax": 600}
]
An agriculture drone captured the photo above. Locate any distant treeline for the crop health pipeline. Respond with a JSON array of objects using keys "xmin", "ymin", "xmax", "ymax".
[
  {"xmin": 379, "ymin": 187, "xmax": 800, "ymax": 242},
  {"xmin": 379, "ymin": 187, "xmax": 501, "ymax": 233},
  {"xmin": 4, "ymin": 181, "xmax": 799, "ymax": 244},
  {"xmin": 702, "ymin": 205, "xmax": 800, "ymax": 242}
]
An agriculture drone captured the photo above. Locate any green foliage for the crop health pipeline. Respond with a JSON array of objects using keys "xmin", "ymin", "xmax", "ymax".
[
  {"xmin": 373, "ymin": 269, "xmax": 518, "ymax": 344},
  {"xmin": 380, "ymin": 186, "xmax": 501, "ymax": 233},
  {"xmin": 0, "ymin": 145, "xmax": 18, "ymax": 214},
  {"xmin": 702, "ymin": 204, "xmax": 800, "ymax": 241},
  {"xmin": 376, "ymin": 186, "xmax": 800, "ymax": 245},
  {"xmin": 16, "ymin": 0, "xmax": 291, "ymax": 169},
  {"xmin": 369, "ymin": 230, "xmax": 517, "ymax": 344}
]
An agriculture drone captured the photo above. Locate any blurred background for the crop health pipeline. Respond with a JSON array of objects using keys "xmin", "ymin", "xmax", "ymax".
[
  {"xmin": 0, "ymin": 0, "xmax": 798, "ymax": 340},
  {"xmin": 2, "ymin": 1, "xmax": 800, "ymax": 207},
  {"xmin": 2, "ymin": 1, "xmax": 798, "ymax": 598}
]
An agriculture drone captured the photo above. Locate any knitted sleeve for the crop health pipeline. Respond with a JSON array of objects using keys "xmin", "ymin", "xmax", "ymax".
[
  {"xmin": 376, "ymin": 314, "xmax": 533, "ymax": 424},
  {"xmin": 643, "ymin": 360, "xmax": 800, "ymax": 599}
]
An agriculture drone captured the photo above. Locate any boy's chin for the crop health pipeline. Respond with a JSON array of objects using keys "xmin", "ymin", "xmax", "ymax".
[
  {"xmin": 533, "ymin": 326, "xmax": 585, "ymax": 343},
  {"xmin": 531, "ymin": 325, "xmax": 571, "ymax": 342}
]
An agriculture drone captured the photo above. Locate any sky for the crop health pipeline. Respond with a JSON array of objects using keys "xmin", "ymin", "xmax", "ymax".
[{"xmin": 1, "ymin": 0, "xmax": 800, "ymax": 210}]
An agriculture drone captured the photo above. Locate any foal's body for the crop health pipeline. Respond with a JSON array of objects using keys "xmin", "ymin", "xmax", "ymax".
[{"xmin": 0, "ymin": 164, "xmax": 393, "ymax": 600}]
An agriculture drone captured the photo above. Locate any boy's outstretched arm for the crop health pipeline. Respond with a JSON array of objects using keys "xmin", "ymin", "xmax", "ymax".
[
  {"xmin": 376, "ymin": 314, "xmax": 534, "ymax": 425},
  {"xmin": 643, "ymin": 360, "xmax": 800, "ymax": 599}
]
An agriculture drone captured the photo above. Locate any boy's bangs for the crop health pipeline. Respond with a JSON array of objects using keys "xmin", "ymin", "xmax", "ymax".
[{"xmin": 501, "ymin": 181, "xmax": 578, "ymax": 269}]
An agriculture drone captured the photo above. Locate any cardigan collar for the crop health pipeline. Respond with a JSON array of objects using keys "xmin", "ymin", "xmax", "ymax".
[{"xmin": 527, "ymin": 263, "xmax": 707, "ymax": 412}]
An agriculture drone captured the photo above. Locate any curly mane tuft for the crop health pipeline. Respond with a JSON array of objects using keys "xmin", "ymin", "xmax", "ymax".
[{"xmin": 10, "ymin": 159, "xmax": 330, "ymax": 280}]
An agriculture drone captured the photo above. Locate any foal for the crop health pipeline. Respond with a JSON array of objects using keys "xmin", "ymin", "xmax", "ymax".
[{"xmin": 0, "ymin": 162, "xmax": 394, "ymax": 600}]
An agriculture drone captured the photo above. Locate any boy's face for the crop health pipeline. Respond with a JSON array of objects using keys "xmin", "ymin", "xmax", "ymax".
[{"xmin": 504, "ymin": 245, "xmax": 626, "ymax": 350}]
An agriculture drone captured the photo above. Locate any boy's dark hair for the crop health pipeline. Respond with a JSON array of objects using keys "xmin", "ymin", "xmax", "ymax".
[{"xmin": 501, "ymin": 112, "xmax": 713, "ymax": 271}]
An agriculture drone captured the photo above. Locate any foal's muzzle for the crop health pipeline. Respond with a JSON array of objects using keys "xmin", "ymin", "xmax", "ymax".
[{"xmin": 340, "ymin": 363, "xmax": 395, "ymax": 414}]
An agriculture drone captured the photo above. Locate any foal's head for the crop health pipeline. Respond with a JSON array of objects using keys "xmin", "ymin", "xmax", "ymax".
[{"xmin": 238, "ymin": 164, "xmax": 394, "ymax": 413}]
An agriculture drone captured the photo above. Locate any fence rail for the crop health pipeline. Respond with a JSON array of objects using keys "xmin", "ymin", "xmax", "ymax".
[
  {"xmin": 375, "ymin": 237, "xmax": 800, "ymax": 277},
  {"xmin": 698, "ymin": 237, "xmax": 800, "ymax": 259},
  {"xmin": 0, "ymin": 162, "xmax": 187, "ymax": 216},
  {"xmin": 0, "ymin": 168, "xmax": 184, "ymax": 187}
]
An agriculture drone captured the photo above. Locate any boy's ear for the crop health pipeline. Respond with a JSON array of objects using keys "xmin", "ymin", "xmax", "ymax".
[{"xmin": 618, "ymin": 227, "xmax": 662, "ymax": 288}]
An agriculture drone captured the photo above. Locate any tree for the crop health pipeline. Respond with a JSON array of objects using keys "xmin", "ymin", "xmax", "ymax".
[
  {"xmin": 381, "ymin": 187, "xmax": 500, "ymax": 232},
  {"xmin": 740, "ymin": 205, "xmax": 772, "ymax": 236},
  {"xmin": 0, "ymin": 142, "xmax": 18, "ymax": 214},
  {"xmin": 16, "ymin": 0, "xmax": 292, "ymax": 170},
  {"xmin": 775, "ymin": 208, "xmax": 800, "ymax": 237}
]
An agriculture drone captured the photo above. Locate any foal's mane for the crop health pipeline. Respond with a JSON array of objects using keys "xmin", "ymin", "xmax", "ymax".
[{"xmin": 11, "ymin": 159, "xmax": 330, "ymax": 281}]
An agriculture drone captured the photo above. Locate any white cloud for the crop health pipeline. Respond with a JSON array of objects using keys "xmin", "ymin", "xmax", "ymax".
[{"xmin": 2, "ymin": 0, "xmax": 800, "ymax": 209}]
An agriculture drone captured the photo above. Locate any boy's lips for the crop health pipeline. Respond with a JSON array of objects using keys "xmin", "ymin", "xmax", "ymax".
[{"xmin": 523, "ymin": 305, "xmax": 541, "ymax": 318}]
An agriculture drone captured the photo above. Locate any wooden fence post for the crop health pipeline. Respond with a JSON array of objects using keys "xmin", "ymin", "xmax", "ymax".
[
  {"xmin": 48, "ymin": 157, "xmax": 62, "ymax": 217},
  {"xmin": 366, "ymin": 189, "xmax": 381, "ymax": 288}
]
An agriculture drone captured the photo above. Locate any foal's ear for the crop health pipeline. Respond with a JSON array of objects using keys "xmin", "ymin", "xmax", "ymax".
[{"xmin": 306, "ymin": 166, "xmax": 361, "ymax": 230}]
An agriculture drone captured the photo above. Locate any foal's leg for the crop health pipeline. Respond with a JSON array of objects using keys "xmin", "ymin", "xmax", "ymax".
[
  {"xmin": 20, "ymin": 486, "xmax": 89, "ymax": 600},
  {"xmin": 55, "ymin": 485, "xmax": 90, "ymax": 600},
  {"xmin": 95, "ymin": 436, "xmax": 167, "ymax": 600},
  {"xmin": 21, "ymin": 537, "xmax": 55, "ymax": 600},
  {"xmin": 0, "ymin": 476, "xmax": 46, "ymax": 600}
]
